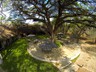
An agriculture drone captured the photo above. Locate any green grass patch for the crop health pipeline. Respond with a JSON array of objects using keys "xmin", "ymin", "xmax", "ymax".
[
  {"xmin": 71, "ymin": 54, "xmax": 80, "ymax": 63},
  {"xmin": 54, "ymin": 40, "xmax": 62, "ymax": 48},
  {"xmin": 0, "ymin": 38, "xmax": 58, "ymax": 72},
  {"xmin": 36, "ymin": 35, "xmax": 49, "ymax": 39}
]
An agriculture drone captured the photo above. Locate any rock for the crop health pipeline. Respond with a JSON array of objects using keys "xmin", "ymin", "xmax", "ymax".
[
  {"xmin": 27, "ymin": 34, "xmax": 35, "ymax": 37},
  {"xmin": 0, "ymin": 54, "xmax": 3, "ymax": 64},
  {"xmin": 39, "ymin": 40, "xmax": 57, "ymax": 52},
  {"xmin": 59, "ymin": 57, "xmax": 72, "ymax": 70},
  {"xmin": 33, "ymin": 39, "xmax": 39, "ymax": 44},
  {"xmin": 60, "ymin": 57, "xmax": 71, "ymax": 66},
  {"xmin": 77, "ymin": 64, "xmax": 84, "ymax": 67}
]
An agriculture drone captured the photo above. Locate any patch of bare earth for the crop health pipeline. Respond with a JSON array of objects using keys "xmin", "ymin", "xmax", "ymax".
[
  {"xmin": 0, "ymin": 25, "xmax": 15, "ymax": 38},
  {"xmin": 75, "ymin": 41, "xmax": 96, "ymax": 72}
]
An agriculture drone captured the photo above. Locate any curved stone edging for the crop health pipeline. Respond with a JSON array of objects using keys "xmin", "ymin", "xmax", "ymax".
[
  {"xmin": 27, "ymin": 44, "xmax": 81, "ymax": 63},
  {"xmin": 27, "ymin": 48, "xmax": 59, "ymax": 63},
  {"xmin": 70, "ymin": 49, "xmax": 81, "ymax": 61},
  {"xmin": 58, "ymin": 49, "xmax": 81, "ymax": 70},
  {"xmin": 27, "ymin": 47, "xmax": 81, "ymax": 70}
]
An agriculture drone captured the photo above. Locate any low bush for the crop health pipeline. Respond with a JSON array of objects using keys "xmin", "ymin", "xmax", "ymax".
[
  {"xmin": 54, "ymin": 40, "xmax": 62, "ymax": 48},
  {"xmin": 36, "ymin": 35, "xmax": 49, "ymax": 39}
]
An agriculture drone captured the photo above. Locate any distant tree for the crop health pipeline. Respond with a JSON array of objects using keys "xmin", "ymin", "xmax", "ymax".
[
  {"xmin": 70, "ymin": 24, "xmax": 89, "ymax": 43},
  {"xmin": 87, "ymin": 28, "xmax": 96, "ymax": 43},
  {"xmin": 9, "ymin": 0, "xmax": 96, "ymax": 42}
]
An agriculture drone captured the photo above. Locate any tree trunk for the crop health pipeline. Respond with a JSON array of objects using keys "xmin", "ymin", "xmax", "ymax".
[
  {"xmin": 94, "ymin": 38, "xmax": 96, "ymax": 43},
  {"xmin": 50, "ymin": 31, "xmax": 55, "ymax": 42},
  {"xmin": 76, "ymin": 37, "xmax": 79, "ymax": 43}
]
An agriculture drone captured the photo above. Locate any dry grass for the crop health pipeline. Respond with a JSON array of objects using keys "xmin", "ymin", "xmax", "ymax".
[{"xmin": 0, "ymin": 26, "xmax": 15, "ymax": 39}]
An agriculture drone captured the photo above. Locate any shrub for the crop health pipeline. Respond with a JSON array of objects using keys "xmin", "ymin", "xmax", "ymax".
[
  {"xmin": 36, "ymin": 35, "xmax": 49, "ymax": 39},
  {"xmin": 54, "ymin": 40, "xmax": 62, "ymax": 48}
]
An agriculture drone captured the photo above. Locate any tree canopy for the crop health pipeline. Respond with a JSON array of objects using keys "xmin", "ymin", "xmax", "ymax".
[{"xmin": 1, "ymin": 0, "xmax": 96, "ymax": 41}]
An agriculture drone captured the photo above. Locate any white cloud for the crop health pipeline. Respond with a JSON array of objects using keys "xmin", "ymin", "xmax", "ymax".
[
  {"xmin": 25, "ymin": 20, "xmax": 34, "ymax": 24},
  {"xmin": 3, "ymin": 11, "xmax": 10, "ymax": 19}
]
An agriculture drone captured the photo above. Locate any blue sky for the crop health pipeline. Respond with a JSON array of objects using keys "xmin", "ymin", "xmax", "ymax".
[{"xmin": 1, "ymin": 11, "xmax": 34, "ymax": 24}]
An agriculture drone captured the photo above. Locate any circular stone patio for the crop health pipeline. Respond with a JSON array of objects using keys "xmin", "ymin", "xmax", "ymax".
[{"xmin": 27, "ymin": 40, "xmax": 81, "ymax": 70}]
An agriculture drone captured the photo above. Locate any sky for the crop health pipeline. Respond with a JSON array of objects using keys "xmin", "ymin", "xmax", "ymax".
[
  {"xmin": 0, "ymin": 0, "xmax": 35, "ymax": 24},
  {"xmin": 1, "ymin": 0, "xmax": 96, "ymax": 24},
  {"xmin": 3, "ymin": 11, "xmax": 10, "ymax": 19},
  {"xmin": 2, "ymin": 11, "xmax": 35, "ymax": 24}
]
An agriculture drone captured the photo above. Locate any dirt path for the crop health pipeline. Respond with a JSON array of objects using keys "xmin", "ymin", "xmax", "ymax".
[{"xmin": 75, "ymin": 51, "xmax": 96, "ymax": 72}]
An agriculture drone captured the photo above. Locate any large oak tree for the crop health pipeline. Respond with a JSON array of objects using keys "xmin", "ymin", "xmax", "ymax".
[{"xmin": 10, "ymin": 0, "xmax": 96, "ymax": 42}]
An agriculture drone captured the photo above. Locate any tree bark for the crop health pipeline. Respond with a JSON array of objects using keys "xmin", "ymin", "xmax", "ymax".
[
  {"xmin": 50, "ymin": 31, "xmax": 55, "ymax": 42},
  {"xmin": 94, "ymin": 38, "xmax": 96, "ymax": 43}
]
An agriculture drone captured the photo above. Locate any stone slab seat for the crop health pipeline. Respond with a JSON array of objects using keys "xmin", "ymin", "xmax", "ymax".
[
  {"xmin": 59, "ymin": 49, "xmax": 81, "ymax": 71},
  {"xmin": 59, "ymin": 57, "xmax": 72, "ymax": 70}
]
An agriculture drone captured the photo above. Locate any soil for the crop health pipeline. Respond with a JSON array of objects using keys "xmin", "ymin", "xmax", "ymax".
[{"xmin": 75, "ymin": 40, "xmax": 96, "ymax": 72}]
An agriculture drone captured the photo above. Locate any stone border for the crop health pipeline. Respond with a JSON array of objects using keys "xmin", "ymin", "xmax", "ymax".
[
  {"xmin": 27, "ymin": 48, "xmax": 60, "ymax": 62},
  {"xmin": 70, "ymin": 49, "xmax": 81, "ymax": 61},
  {"xmin": 27, "ymin": 46, "xmax": 81, "ymax": 70},
  {"xmin": 0, "ymin": 54, "xmax": 3, "ymax": 64},
  {"xmin": 27, "ymin": 47, "xmax": 81, "ymax": 62}
]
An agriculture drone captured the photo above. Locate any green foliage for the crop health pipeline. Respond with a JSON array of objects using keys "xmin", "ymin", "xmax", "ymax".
[
  {"xmin": 36, "ymin": 35, "xmax": 49, "ymax": 39},
  {"xmin": 88, "ymin": 28, "xmax": 96, "ymax": 39},
  {"xmin": 0, "ymin": 16, "xmax": 5, "ymax": 20},
  {"xmin": 71, "ymin": 54, "xmax": 80, "ymax": 63},
  {"xmin": 54, "ymin": 40, "xmax": 62, "ymax": 48},
  {"xmin": 0, "ymin": 38, "xmax": 58, "ymax": 72}
]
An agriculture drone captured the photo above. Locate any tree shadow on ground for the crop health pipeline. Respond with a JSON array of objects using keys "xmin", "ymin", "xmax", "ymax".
[
  {"xmin": 82, "ymin": 46, "xmax": 96, "ymax": 57},
  {"xmin": 85, "ymin": 41, "xmax": 96, "ymax": 45}
]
